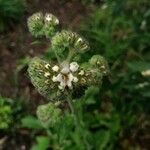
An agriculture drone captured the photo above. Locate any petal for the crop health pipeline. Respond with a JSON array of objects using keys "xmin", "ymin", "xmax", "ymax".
[
  {"xmin": 56, "ymin": 74, "xmax": 63, "ymax": 82},
  {"xmin": 70, "ymin": 62, "xmax": 79, "ymax": 72},
  {"xmin": 73, "ymin": 77, "xmax": 78, "ymax": 83},
  {"xmin": 52, "ymin": 65, "xmax": 59, "ymax": 72}
]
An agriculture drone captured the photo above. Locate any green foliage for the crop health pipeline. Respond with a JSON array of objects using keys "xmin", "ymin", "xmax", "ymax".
[
  {"xmin": 31, "ymin": 136, "xmax": 50, "ymax": 150},
  {"xmin": 0, "ymin": 96, "xmax": 12, "ymax": 129},
  {"xmin": 21, "ymin": 116, "xmax": 43, "ymax": 129},
  {"xmin": 79, "ymin": 0, "xmax": 150, "ymax": 149},
  {"xmin": 23, "ymin": 1, "xmax": 150, "ymax": 149},
  {"xmin": 0, "ymin": 0, "xmax": 25, "ymax": 32},
  {"xmin": 80, "ymin": 0, "xmax": 150, "ymax": 62}
]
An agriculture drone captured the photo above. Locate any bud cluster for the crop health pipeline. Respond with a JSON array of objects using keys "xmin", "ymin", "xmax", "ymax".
[
  {"xmin": 27, "ymin": 12, "xmax": 59, "ymax": 38},
  {"xmin": 51, "ymin": 30, "xmax": 89, "ymax": 55},
  {"xmin": 37, "ymin": 102, "xmax": 62, "ymax": 127},
  {"xmin": 27, "ymin": 12, "xmax": 109, "ymax": 127}
]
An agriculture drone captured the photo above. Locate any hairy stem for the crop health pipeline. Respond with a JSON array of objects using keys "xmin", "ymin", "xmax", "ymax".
[
  {"xmin": 66, "ymin": 48, "xmax": 75, "ymax": 63},
  {"xmin": 66, "ymin": 93, "xmax": 91, "ymax": 150}
]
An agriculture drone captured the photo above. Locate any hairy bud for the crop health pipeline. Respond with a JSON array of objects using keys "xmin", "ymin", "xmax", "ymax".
[
  {"xmin": 90, "ymin": 55, "xmax": 109, "ymax": 76},
  {"xmin": 44, "ymin": 13, "xmax": 59, "ymax": 38},
  {"xmin": 27, "ymin": 12, "xmax": 44, "ymax": 37},
  {"xmin": 37, "ymin": 103, "xmax": 62, "ymax": 127},
  {"xmin": 51, "ymin": 30, "xmax": 89, "ymax": 55}
]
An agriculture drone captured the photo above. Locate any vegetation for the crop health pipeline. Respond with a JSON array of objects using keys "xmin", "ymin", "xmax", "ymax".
[
  {"xmin": 0, "ymin": 0, "xmax": 149, "ymax": 149},
  {"xmin": 0, "ymin": 0, "xmax": 25, "ymax": 32}
]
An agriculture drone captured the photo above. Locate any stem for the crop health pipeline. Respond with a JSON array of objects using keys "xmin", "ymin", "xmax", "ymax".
[
  {"xmin": 66, "ymin": 93, "xmax": 91, "ymax": 150},
  {"xmin": 54, "ymin": 50, "xmax": 61, "ymax": 64},
  {"xmin": 46, "ymin": 129, "xmax": 52, "ymax": 137},
  {"xmin": 66, "ymin": 48, "xmax": 75, "ymax": 63}
]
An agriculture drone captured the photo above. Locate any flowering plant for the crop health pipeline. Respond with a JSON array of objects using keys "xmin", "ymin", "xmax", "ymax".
[{"xmin": 27, "ymin": 12, "xmax": 109, "ymax": 149}]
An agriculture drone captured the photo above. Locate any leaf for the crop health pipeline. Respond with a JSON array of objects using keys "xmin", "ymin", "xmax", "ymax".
[
  {"xmin": 21, "ymin": 116, "xmax": 43, "ymax": 129},
  {"xmin": 127, "ymin": 61, "xmax": 150, "ymax": 72},
  {"xmin": 84, "ymin": 86, "xmax": 99, "ymax": 104},
  {"xmin": 94, "ymin": 130, "xmax": 110, "ymax": 150},
  {"xmin": 31, "ymin": 136, "xmax": 50, "ymax": 150}
]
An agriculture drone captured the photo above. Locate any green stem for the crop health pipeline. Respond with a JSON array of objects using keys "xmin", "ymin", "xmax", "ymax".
[
  {"xmin": 66, "ymin": 48, "xmax": 75, "ymax": 63},
  {"xmin": 46, "ymin": 129, "xmax": 52, "ymax": 137},
  {"xmin": 66, "ymin": 93, "xmax": 91, "ymax": 150}
]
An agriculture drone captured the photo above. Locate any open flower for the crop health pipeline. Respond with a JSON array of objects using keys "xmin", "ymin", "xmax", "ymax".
[{"xmin": 52, "ymin": 62, "xmax": 79, "ymax": 90}]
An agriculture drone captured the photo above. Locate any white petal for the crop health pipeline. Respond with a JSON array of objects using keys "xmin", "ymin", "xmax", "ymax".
[
  {"xmin": 44, "ymin": 72, "xmax": 50, "ymax": 77},
  {"xmin": 52, "ymin": 76, "xmax": 57, "ymax": 82},
  {"xmin": 66, "ymin": 73, "xmax": 74, "ymax": 89},
  {"xmin": 78, "ymin": 70, "xmax": 84, "ymax": 76},
  {"xmin": 56, "ymin": 74, "xmax": 63, "ymax": 82},
  {"xmin": 55, "ymin": 19, "xmax": 59, "ymax": 24},
  {"xmin": 76, "ymin": 38, "xmax": 83, "ymax": 43},
  {"xmin": 70, "ymin": 62, "xmax": 79, "ymax": 72},
  {"xmin": 58, "ymin": 85, "xmax": 64, "ymax": 90},
  {"xmin": 52, "ymin": 65, "xmax": 59, "ymax": 72},
  {"xmin": 45, "ymin": 14, "xmax": 52, "ymax": 21},
  {"xmin": 73, "ymin": 77, "xmax": 78, "ymax": 83},
  {"xmin": 61, "ymin": 67, "xmax": 70, "ymax": 74},
  {"xmin": 45, "ymin": 64, "xmax": 50, "ymax": 69}
]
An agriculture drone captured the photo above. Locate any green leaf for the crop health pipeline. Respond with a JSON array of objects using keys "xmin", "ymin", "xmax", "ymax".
[
  {"xmin": 21, "ymin": 116, "xmax": 43, "ymax": 129},
  {"xmin": 31, "ymin": 136, "xmax": 50, "ymax": 150},
  {"xmin": 127, "ymin": 61, "xmax": 150, "ymax": 72},
  {"xmin": 84, "ymin": 86, "xmax": 99, "ymax": 104}
]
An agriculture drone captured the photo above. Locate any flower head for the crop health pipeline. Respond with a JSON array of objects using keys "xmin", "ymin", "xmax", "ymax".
[
  {"xmin": 27, "ymin": 13, "xmax": 109, "ymax": 100},
  {"xmin": 27, "ymin": 12, "xmax": 44, "ymax": 37},
  {"xmin": 52, "ymin": 62, "xmax": 79, "ymax": 90}
]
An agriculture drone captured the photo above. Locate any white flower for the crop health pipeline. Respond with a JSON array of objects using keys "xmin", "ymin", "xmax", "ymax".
[
  {"xmin": 52, "ymin": 65, "xmax": 59, "ymax": 72},
  {"xmin": 44, "ymin": 72, "xmax": 50, "ymax": 77},
  {"xmin": 52, "ymin": 73, "xmax": 78, "ymax": 90},
  {"xmin": 73, "ymin": 77, "xmax": 78, "ymax": 83},
  {"xmin": 45, "ymin": 63, "xmax": 50, "ymax": 69},
  {"xmin": 61, "ymin": 67, "xmax": 70, "ymax": 74},
  {"xmin": 45, "ymin": 13, "xmax": 52, "ymax": 22},
  {"xmin": 78, "ymin": 70, "xmax": 84, "ymax": 76},
  {"xmin": 55, "ymin": 19, "xmax": 59, "ymax": 24},
  {"xmin": 70, "ymin": 62, "xmax": 79, "ymax": 72},
  {"xmin": 141, "ymin": 70, "xmax": 150, "ymax": 77},
  {"xmin": 77, "ymin": 38, "xmax": 83, "ymax": 43},
  {"xmin": 52, "ymin": 76, "xmax": 57, "ymax": 82}
]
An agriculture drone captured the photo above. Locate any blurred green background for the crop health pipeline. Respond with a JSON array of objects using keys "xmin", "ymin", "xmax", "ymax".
[{"xmin": 0, "ymin": 0, "xmax": 149, "ymax": 150}]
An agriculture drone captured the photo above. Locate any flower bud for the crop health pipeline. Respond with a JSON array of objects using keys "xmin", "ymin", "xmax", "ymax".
[
  {"xmin": 27, "ymin": 12, "xmax": 44, "ymax": 37},
  {"xmin": 51, "ymin": 30, "xmax": 90, "ymax": 56},
  {"xmin": 37, "ymin": 103, "xmax": 62, "ymax": 127},
  {"xmin": 89, "ymin": 55, "xmax": 109, "ymax": 76},
  {"xmin": 44, "ymin": 13, "xmax": 59, "ymax": 38}
]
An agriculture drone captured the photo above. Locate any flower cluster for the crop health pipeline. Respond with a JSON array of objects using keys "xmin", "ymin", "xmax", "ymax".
[
  {"xmin": 51, "ymin": 30, "xmax": 89, "ymax": 56},
  {"xmin": 27, "ymin": 12, "xmax": 109, "ymax": 127},
  {"xmin": 27, "ymin": 12, "xmax": 59, "ymax": 38}
]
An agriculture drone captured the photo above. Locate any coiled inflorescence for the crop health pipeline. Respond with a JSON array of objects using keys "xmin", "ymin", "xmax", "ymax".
[
  {"xmin": 27, "ymin": 12, "xmax": 109, "ymax": 100},
  {"xmin": 27, "ymin": 12, "xmax": 109, "ymax": 126},
  {"xmin": 37, "ymin": 102, "xmax": 62, "ymax": 127},
  {"xmin": 27, "ymin": 12, "xmax": 59, "ymax": 38}
]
